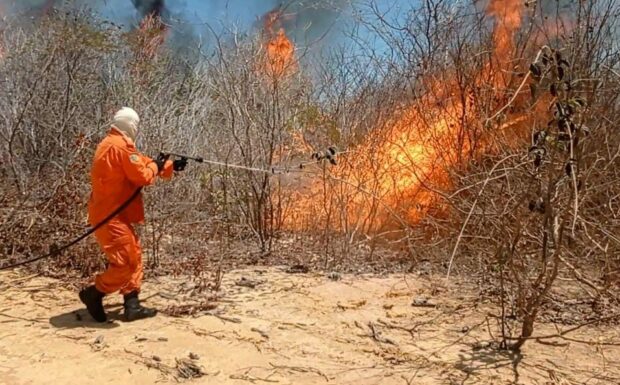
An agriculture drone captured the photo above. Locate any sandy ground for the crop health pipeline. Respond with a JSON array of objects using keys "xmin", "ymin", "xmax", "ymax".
[{"xmin": 0, "ymin": 268, "xmax": 618, "ymax": 385}]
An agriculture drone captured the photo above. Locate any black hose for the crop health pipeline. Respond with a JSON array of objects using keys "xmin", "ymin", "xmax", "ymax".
[
  {"xmin": 0, "ymin": 187, "xmax": 143, "ymax": 271},
  {"xmin": 161, "ymin": 152, "xmax": 203, "ymax": 163}
]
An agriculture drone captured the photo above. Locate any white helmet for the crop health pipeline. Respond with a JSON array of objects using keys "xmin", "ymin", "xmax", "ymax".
[{"xmin": 111, "ymin": 107, "xmax": 140, "ymax": 141}]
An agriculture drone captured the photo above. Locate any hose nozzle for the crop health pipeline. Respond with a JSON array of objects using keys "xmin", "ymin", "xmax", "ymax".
[{"xmin": 160, "ymin": 152, "xmax": 204, "ymax": 163}]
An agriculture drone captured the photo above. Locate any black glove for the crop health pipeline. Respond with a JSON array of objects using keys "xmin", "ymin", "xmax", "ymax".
[
  {"xmin": 155, "ymin": 152, "xmax": 169, "ymax": 172},
  {"xmin": 173, "ymin": 157, "xmax": 188, "ymax": 172}
]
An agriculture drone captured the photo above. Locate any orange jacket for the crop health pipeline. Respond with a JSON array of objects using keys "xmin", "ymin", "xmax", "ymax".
[{"xmin": 88, "ymin": 128, "xmax": 171, "ymax": 225}]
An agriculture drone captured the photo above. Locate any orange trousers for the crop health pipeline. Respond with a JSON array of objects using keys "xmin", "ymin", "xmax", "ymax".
[{"xmin": 94, "ymin": 219, "xmax": 143, "ymax": 295}]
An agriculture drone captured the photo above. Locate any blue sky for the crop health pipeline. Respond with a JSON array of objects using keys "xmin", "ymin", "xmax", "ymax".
[
  {"xmin": 0, "ymin": 0, "xmax": 421, "ymax": 57},
  {"xmin": 94, "ymin": 0, "xmax": 414, "ymax": 52}
]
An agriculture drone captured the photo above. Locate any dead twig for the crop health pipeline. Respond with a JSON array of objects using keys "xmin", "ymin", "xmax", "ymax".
[
  {"xmin": 503, "ymin": 312, "xmax": 620, "ymax": 343},
  {"xmin": 485, "ymin": 47, "xmax": 548, "ymax": 123},
  {"xmin": 230, "ymin": 368, "xmax": 279, "ymax": 383},
  {"xmin": 251, "ymin": 327, "xmax": 270, "ymax": 339},
  {"xmin": 377, "ymin": 315, "xmax": 441, "ymax": 339},
  {"xmin": 367, "ymin": 321, "xmax": 397, "ymax": 345},
  {"xmin": 205, "ymin": 311, "xmax": 242, "ymax": 324},
  {"xmin": 269, "ymin": 362, "xmax": 331, "ymax": 382},
  {"xmin": 192, "ymin": 328, "xmax": 227, "ymax": 340},
  {"xmin": 176, "ymin": 358, "xmax": 207, "ymax": 380},
  {"xmin": 161, "ymin": 301, "xmax": 218, "ymax": 317},
  {"xmin": 0, "ymin": 273, "xmax": 41, "ymax": 288}
]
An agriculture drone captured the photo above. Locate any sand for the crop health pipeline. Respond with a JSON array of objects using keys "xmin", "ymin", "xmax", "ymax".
[{"xmin": 1, "ymin": 268, "xmax": 618, "ymax": 384}]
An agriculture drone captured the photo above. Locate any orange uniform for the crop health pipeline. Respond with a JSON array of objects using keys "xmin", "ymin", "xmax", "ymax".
[{"xmin": 89, "ymin": 127, "xmax": 171, "ymax": 295}]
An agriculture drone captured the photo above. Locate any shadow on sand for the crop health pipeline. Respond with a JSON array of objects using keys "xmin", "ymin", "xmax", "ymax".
[
  {"xmin": 49, "ymin": 306, "xmax": 124, "ymax": 329},
  {"xmin": 454, "ymin": 343, "xmax": 523, "ymax": 384},
  {"xmin": 49, "ymin": 293, "xmax": 160, "ymax": 329}
]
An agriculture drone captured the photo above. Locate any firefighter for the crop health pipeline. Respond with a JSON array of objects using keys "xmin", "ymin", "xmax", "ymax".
[{"xmin": 79, "ymin": 107, "xmax": 186, "ymax": 322}]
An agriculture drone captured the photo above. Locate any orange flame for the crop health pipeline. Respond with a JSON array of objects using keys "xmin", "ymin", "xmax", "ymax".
[
  {"xmin": 262, "ymin": 9, "xmax": 296, "ymax": 78},
  {"xmin": 487, "ymin": 0, "xmax": 525, "ymax": 62},
  {"xmin": 285, "ymin": 1, "xmax": 531, "ymax": 232},
  {"xmin": 135, "ymin": 13, "xmax": 168, "ymax": 62}
]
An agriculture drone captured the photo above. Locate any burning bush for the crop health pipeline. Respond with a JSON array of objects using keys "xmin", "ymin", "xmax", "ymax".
[
  {"xmin": 284, "ymin": 0, "xmax": 536, "ymax": 234},
  {"xmin": 260, "ymin": 8, "xmax": 297, "ymax": 79}
]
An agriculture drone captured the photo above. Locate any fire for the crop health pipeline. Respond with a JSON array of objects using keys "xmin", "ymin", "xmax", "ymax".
[
  {"xmin": 266, "ymin": 28, "xmax": 295, "ymax": 77},
  {"xmin": 134, "ymin": 13, "xmax": 168, "ymax": 62},
  {"xmin": 262, "ymin": 9, "xmax": 296, "ymax": 78},
  {"xmin": 486, "ymin": 0, "xmax": 525, "ymax": 61},
  {"xmin": 294, "ymin": 78, "xmax": 472, "ymax": 230},
  {"xmin": 285, "ymin": 0, "xmax": 532, "ymax": 232}
]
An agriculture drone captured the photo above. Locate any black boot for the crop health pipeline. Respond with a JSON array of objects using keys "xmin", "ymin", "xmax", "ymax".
[
  {"xmin": 79, "ymin": 285, "xmax": 107, "ymax": 323},
  {"xmin": 123, "ymin": 291, "xmax": 157, "ymax": 322}
]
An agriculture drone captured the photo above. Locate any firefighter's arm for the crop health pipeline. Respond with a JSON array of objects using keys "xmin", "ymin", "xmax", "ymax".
[{"xmin": 120, "ymin": 148, "xmax": 173, "ymax": 186}]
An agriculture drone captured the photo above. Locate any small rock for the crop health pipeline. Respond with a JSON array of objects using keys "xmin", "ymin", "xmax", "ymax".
[
  {"xmin": 417, "ymin": 261, "xmax": 432, "ymax": 275},
  {"xmin": 326, "ymin": 272, "xmax": 341, "ymax": 281},
  {"xmin": 91, "ymin": 335, "xmax": 107, "ymax": 352},
  {"xmin": 135, "ymin": 336, "xmax": 148, "ymax": 342},
  {"xmin": 286, "ymin": 264, "xmax": 309, "ymax": 274},
  {"xmin": 472, "ymin": 341, "xmax": 491, "ymax": 351},
  {"xmin": 412, "ymin": 296, "xmax": 435, "ymax": 307},
  {"xmin": 157, "ymin": 337, "xmax": 168, "ymax": 342},
  {"xmin": 235, "ymin": 277, "xmax": 260, "ymax": 289},
  {"xmin": 461, "ymin": 326, "xmax": 470, "ymax": 333},
  {"xmin": 152, "ymin": 355, "xmax": 162, "ymax": 362},
  {"xmin": 189, "ymin": 352, "xmax": 200, "ymax": 360},
  {"xmin": 181, "ymin": 282, "xmax": 197, "ymax": 291}
]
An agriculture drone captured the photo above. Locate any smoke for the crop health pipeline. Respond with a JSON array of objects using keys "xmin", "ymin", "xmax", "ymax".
[
  {"xmin": 0, "ymin": 0, "xmax": 57, "ymax": 15},
  {"xmin": 131, "ymin": 0, "xmax": 166, "ymax": 17},
  {"xmin": 537, "ymin": 0, "xmax": 575, "ymax": 14},
  {"xmin": 1, "ymin": 2, "xmax": 350, "ymax": 39},
  {"xmin": 257, "ymin": 1, "xmax": 350, "ymax": 49},
  {"xmin": 0, "ymin": 0, "xmax": 171, "ymax": 21},
  {"xmin": 0, "ymin": 0, "xmax": 353, "ymax": 56}
]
